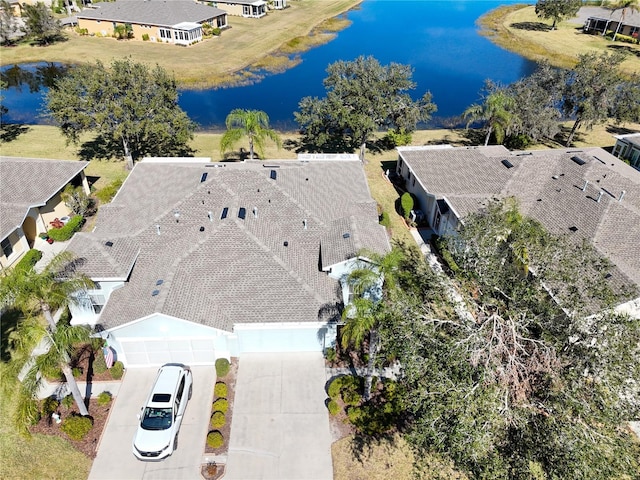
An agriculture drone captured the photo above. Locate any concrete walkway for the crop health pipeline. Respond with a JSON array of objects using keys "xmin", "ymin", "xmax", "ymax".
[{"xmin": 224, "ymin": 353, "xmax": 333, "ymax": 480}]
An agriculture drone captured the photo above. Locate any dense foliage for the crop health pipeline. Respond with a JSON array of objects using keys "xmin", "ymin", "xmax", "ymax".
[
  {"xmin": 341, "ymin": 200, "xmax": 640, "ymax": 478},
  {"xmin": 295, "ymin": 56, "xmax": 436, "ymax": 160},
  {"xmin": 46, "ymin": 59, "xmax": 195, "ymax": 168},
  {"xmin": 535, "ymin": 0, "xmax": 582, "ymax": 29},
  {"xmin": 21, "ymin": 2, "xmax": 63, "ymax": 45},
  {"xmin": 219, "ymin": 109, "xmax": 281, "ymax": 160}
]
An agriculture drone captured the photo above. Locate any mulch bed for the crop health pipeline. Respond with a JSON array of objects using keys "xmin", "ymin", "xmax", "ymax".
[
  {"xmin": 30, "ymin": 397, "xmax": 112, "ymax": 459},
  {"xmin": 204, "ymin": 357, "xmax": 238, "ymax": 456}
]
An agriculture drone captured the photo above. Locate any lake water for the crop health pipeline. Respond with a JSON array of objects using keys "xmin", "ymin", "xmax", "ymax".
[{"xmin": 1, "ymin": 0, "xmax": 538, "ymax": 130}]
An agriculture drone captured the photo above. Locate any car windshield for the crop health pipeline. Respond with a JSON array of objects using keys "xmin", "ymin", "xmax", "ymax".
[{"xmin": 141, "ymin": 407, "xmax": 172, "ymax": 430}]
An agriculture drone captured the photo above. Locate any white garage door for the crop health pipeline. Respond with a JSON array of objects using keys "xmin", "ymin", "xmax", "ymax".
[
  {"xmin": 120, "ymin": 337, "xmax": 216, "ymax": 367},
  {"xmin": 235, "ymin": 323, "xmax": 335, "ymax": 353}
]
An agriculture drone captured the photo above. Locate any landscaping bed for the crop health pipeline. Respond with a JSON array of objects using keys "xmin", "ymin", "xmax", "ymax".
[{"xmin": 204, "ymin": 357, "xmax": 238, "ymax": 456}]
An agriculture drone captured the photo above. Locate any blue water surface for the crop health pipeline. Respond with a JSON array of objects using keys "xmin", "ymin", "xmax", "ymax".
[{"xmin": 1, "ymin": 0, "xmax": 538, "ymax": 130}]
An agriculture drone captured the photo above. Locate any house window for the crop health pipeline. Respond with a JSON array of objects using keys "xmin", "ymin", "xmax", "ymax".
[
  {"xmin": 1, "ymin": 238, "xmax": 13, "ymax": 258},
  {"xmin": 90, "ymin": 294, "xmax": 106, "ymax": 314},
  {"xmin": 243, "ymin": 5, "xmax": 250, "ymax": 15}
]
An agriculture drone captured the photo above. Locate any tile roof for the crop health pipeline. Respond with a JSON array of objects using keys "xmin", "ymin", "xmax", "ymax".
[
  {"xmin": 77, "ymin": 0, "xmax": 226, "ymax": 27},
  {"xmin": 0, "ymin": 157, "xmax": 89, "ymax": 241},
  {"xmin": 69, "ymin": 159, "xmax": 390, "ymax": 331},
  {"xmin": 398, "ymin": 146, "xmax": 640, "ymax": 289}
]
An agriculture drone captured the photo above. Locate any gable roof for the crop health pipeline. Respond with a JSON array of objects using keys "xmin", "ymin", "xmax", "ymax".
[
  {"xmin": 77, "ymin": 0, "xmax": 226, "ymax": 27},
  {"xmin": 398, "ymin": 146, "xmax": 640, "ymax": 289},
  {"xmin": 581, "ymin": 6, "xmax": 640, "ymax": 28},
  {"xmin": 68, "ymin": 159, "xmax": 390, "ymax": 331},
  {"xmin": 0, "ymin": 157, "xmax": 89, "ymax": 241}
]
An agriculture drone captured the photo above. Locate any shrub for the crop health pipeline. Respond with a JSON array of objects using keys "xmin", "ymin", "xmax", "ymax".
[
  {"xmin": 41, "ymin": 396, "xmax": 59, "ymax": 417},
  {"xmin": 505, "ymin": 133, "xmax": 531, "ymax": 150},
  {"xmin": 92, "ymin": 349, "xmax": 108, "ymax": 375},
  {"xmin": 212, "ymin": 27, "xmax": 221, "ymax": 36},
  {"xmin": 214, "ymin": 382, "xmax": 227, "ymax": 398},
  {"xmin": 61, "ymin": 394, "xmax": 74, "ymax": 409},
  {"xmin": 212, "ymin": 398, "xmax": 228, "ymax": 413},
  {"xmin": 61, "ymin": 414, "xmax": 93, "ymax": 440},
  {"xmin": 327, "ymin": 399, "xmax": 339, "ymax": 415},
  {"xmin": 62, "ymin": 184, "xmax": 96, "ymax": 217},
  {"xmin": 342, "ymin": 388, "xmax": 361, "ymax": 407},
  {"xmin": 346, "ymin": 406, "xmax": 362, "ymax": 424},
  {"xmin": 210, "ymin": 411, "xmax": 226, "ymax": 428},
  {"xmin": 46, "ymin": 215, "xmax": 84, "ymax": 241},
  {"xmin": 15, "ymin": 249, "xmax": 42, "ymax": 272},
  {"xmin": 379, "ymin": 211, "xmax": 390, "ymax": 227},
  {"xmin": 72, "ymin": 367, "xmax": 83, "ymax": 378},
  {"xmin": 215, "ymin": 358, "xmax": 230, "ymax": 378},
  {"xmin": 142, "ymin": 33, "xmax": 149, "ymax": 41},
  {"xmin": 384, "ymin": 128, "xmax": 412, "ymax": 147},
  {"xmin": 324, "ymin": 347, "xmax": 337, "ymax": 363},
  {"xmin": 76, "ymin": 27, "xmax": 88, "ymax": 35},
  {"xmin": 95, "ymin": 177, "xmax": 124, "ymax": 204},
  {"xmin": 110, "ymin": 361, "xmax": 124, "ymax": 380},
  {"xmin": 327, "ymin": 376, "xmax": 344, "ymax": 399},
  {"xmin": 400, "ymin": 192, "xmax": 414, "ymax": 219},
  {"xmin": 207, "ymin": 430, "xmax": 224, "ymax": 448},
  {"xmin": 97, "ymin": 392, "xmax": 112, "ymax": 406},
  {"xmin": 435, "ymin": 238, "xmax": 460, "ymax": 274}
]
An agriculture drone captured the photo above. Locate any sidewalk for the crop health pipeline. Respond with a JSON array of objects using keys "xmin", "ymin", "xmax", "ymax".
[{"xmin": 33, "ymin": 236, "xmax": 71, "ymax": 272}]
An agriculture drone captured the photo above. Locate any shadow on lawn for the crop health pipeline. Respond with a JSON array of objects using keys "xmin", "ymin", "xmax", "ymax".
[
  {"xmin": 0, "ymin": 123, "xmax": 30, "ymax": 143},
  {"xmin": 510, "ymin": 21, "xmax": 552, "ymax": 32}
]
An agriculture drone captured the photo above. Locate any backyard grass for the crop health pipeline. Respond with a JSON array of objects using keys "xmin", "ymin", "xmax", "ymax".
[
  {"xmin": 0, "ymin": 0, "xmax": 362, "ymax": 88},
  {"xmin": 479, "ymin": 5, "xmax": 640, "ymax": 73}
]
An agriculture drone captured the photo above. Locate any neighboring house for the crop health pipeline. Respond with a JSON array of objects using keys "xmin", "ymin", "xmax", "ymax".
[
  {"xmin": 582, "ymin": 6, "xmax": 640, "ymax": 38},
  {"xmin": 67, "ymin": 156, "xmax": 390, "ymax": 367},
  {"xmin": 0, "ymin": 157, "xmax": 89, "ymax": 269},
  {"xmin": 209, "ymin": 0, "xmax": 266, "ymax": 18},
  {"xmin": 613, "ymin": 133, "xmax": 640, "ymax": 170},
  {"xmin": 396, "ymin": 145, "xmax": 640, "ymax": 315},
  {"xmin": 76, "ymin": 0, "xmax": 228, "ymax": 45}
]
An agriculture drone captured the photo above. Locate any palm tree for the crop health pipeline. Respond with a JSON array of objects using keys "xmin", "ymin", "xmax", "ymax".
[
  {"xmin": 463, "ymin": 87, "xmax": 517, "ymax": 146},
  {"xmin": 608, "ymin": 0, "xmax": 640, "ymax": 41},
  {"xmin": 0, "ymin": 252, "xmax": 94, "ymax": 421},
  {"xmin": 219, "ymin": 109, "xmax": 282, "ymax": 160}
]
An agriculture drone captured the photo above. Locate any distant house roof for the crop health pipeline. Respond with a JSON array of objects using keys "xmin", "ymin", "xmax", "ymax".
[
  {"xmin": 398, "ymin": 145, "xmax": 640, "ymax": 289},
  {"xmin": 215, "ymin": 0, "xmax": 266, "ymax": 5},
  {"xmin": 77, "ymin": 0, "xmax": 226, "ymax": 27},
  {"xmin": 579, "ymin": 6, "xmax": 640, "ymax": 28},
  {"xmin": 68, "ymin": 159, "xmax": 390, "ymax": 331},
  {"xmin": 615, "ymin": 133, "xmax": 640, "ymax": 148},
  {"xmin": 0, "ymin": 157, "xmax": 89, "ymax": 242}
]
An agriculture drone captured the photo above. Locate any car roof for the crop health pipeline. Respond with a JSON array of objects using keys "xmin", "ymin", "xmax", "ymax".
[{"xmin": 148, "ymin": 364, "xmax": 186, "ymax": 406}]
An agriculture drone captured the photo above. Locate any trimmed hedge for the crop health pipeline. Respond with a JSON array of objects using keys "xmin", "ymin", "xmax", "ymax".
[
  {"xmin": 97, "ymin": 392, "xmax": 112, "ymax": 406},
  {"xmin": 327, "ymin": 399, "xmax": 339, "ymax": 415},
  {"xmin": 214, "ymin": 382, "xmax": 227, "ymax": 398},
  {"xmin": 400, "ymin": 192, "xmax": 414, "ymax": 220},
  {"xmin": 215, "ymin": 358, "xmax": 230, "ymax": 377},
  {"xmin": 15, "ymin": 249, "xmax": 42, "ymax": 272},
  {"xmin": 95, "ymin": 178, "xmax": 124, "ymax": 203},
  {"xmin": 210, "ymin": 411, "xmax": 226, "ymax": 428},
  {"xmin": 61, "ymin": 394, "xmax": 74, "ymax": 409},
  {"xmin": 46, "ymin": 215, "xmax": 83, "ymax": 241},
  {"xmin": 212, "ymin": 398, "xmax": 228, "ymax": 413},
  {"xmin": 207, "ymin": 430, "xmax": 224, "ymax": 448},
  {"xmin": 379, "ymin": 211, "xmax": 390, "ymax": 227},
  {"xmin": 327, "ymin": 376, "xmax": 344, "ymax": 399},
  {"xmin": 61, "ymin": 415, "xmax": 93, "ymax": 440},
  {"xmin": 110, "ymin": 361, "xmax": 124, "ymax": 380}
]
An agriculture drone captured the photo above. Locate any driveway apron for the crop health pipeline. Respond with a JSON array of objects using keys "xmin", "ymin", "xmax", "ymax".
[
  {"xmin": 225, "ymin": 352, "xmax": 333, "ymax": 480},
  {"xmin": 89, "ymin": 365, "xmax": 216, "ymax": 480}
]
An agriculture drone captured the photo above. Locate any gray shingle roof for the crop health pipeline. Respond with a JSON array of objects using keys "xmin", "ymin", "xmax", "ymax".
[
  {"xmin": 0, "ymin": 157, "xmax": 89, "ymax": 241},
  {"xmin": 77, "ymin": 1, "xmax": 226, "ymax": 27},
  {"xmin": 69, "ymin": 159, "xmax": 390, "ymax": 331},
  {"xmin": 399, "ymin": 146, "xmax": 640, "ymax": 289}
]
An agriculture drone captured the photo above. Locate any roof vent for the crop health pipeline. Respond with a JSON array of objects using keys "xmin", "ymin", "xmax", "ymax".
[
  {"xmin": 501, "ymin": 159, "xmax": 514, "ymax": 169},
  {"xmin": 582, "ymin": 180, "xmax": 589, "ymax": 191},
  {"xmin": 270, "ymin": 170, "xmax": 277, "ymax": 180},
  {"xmin": 571, "ymin": 156, "xmax": 586, "ymax": 166},
  {"xmin": 156, "ymin": 225, "xmax": 161, "ymax": 235},
  {"xmin": 253, "ymin": 207, "xmax": 258, "ymax": 218},
  {"xmin": 303, "ymin": 219, "xmax": 307, "ymax": 230},
  {"xmin": 343, "ymin": 233, "xmax": 351, "ymax": 239},
  {"xmin": 569, "ymin": 226, "xmax": 578, "ymax": 232},
  {"xmin": 284, "ymin": 241, "xmax": 288, "ymax": 247},
  {"xmin": 208, "ymin": 211, "xmax": 213, "ymax": 222},
  {"xmin": 199, "ymin": 226, "xmax": 205, "ymax": 232},
  {"xmin": 200, "ymin": 172, "xmax": 208, "ymax": 182},
  {"xmin": 596, "ymin": 191, "xmax": 603, "ymax": 203},
  {"xmin": 156, "ymin": 279, "xmax": 163, "ymax": 286},
  {"xmin": 152, "ymin": 290, "xmax": 160, "ymax": 296},
  {"xmin": 104, "ymin": 241, "xmax": 113, "ymax": 247},
  {"xmin": 619, "ymin": 190, "xmax": 626, "ymax": 202}
]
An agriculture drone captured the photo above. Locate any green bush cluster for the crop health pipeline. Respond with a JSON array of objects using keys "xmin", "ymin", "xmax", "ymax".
[
  {"xmin": 92, "ymin": 349, "xmax": 108, "ymax": 375},
  {"xmin": 207, "ymin": 430, "xmax": 224, "ymax": 448},
  {"xmin": 210, "ymin": 411, "xmax": 226, "ymax": 428},
  {"xmin": 61, "ymin": 394, "xmax": 74, "ymax": 409},
  {"xmin": 97, "ymin": 392, "xmax": 112, "ymax": 406},
  {"xmin": 76, "ymin": 27, "xmax": 89, "ymax": 35},
  {"xmin": 72, "ymin": 367, "xmax": 83, "ymax": 378},
  {"xmin": 324, "ymin": 346, "xmax": 337, "ymax": 363},
  {"xmin": 435, "ymin": 238, "xmax": 460, "ymax": 274},
  {"xmin": 212, "ymin": 398, "xmax": 228, "ymax": 413},
  {"xmin": 46, "ymin": 215, "xmax": 84, "ymax": 242},
  {"xmin": 379, "ymin": 211, "xmax": 390, "ymax": 227},
  {"xmin": 110, "ymin": 361, "xmax": 124, "ymax": 380},
  {"xmin": 614, "ymin": 33, "xmax": 639, "ymax": 44},
  {"xmin": 400, "ymin": 192, "xmax": 414, "ymax": 220},
  {"xmin": 142, "ymin": 33, "xmax": 150, "ymax": 41},
  {"xmin": 214, "ymin": 382, "xmax": 227, "ymax": 398},
  {"xmin": 61, "ymin": 415, "xmax": 93, "ymax": 440},
  {"xmin": 95, "ymin": 178, "xmax": 124, "ymax": 203},
  {"xmin": 327, "ymin": 399, "xmax": 339, "ymax": 415},
  {"xmin": 14, "ymin": 249, "xmax": 42, "ymax": 272},
  {"xmin": 215, "ymin": 358, "xmax": 230, "ymax": 378},
  {"xmin": 384, "ymin": 128, "xmax": 412, "ymax": 147},
  {"xmin": 327, "ymin": 375, "xmax": 363, "ymax": 401},
  {"xmin": 327, "ymin": 376, "xmax": 344, "ymax": 398},
  {"xmin": 41, "ymin": 397, "xmax": 59, "ymax": 417}
]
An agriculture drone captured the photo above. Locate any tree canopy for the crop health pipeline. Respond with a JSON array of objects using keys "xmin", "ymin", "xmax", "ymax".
[
  {"xmin": 46, "ymin": 58, "xmax": 195, "ymax": 169},
  {"xmin": 219, "ymin": 109, "xmax": 281, "ymax": 160},
  {"xmin": 21, "ymin": 2, "xmax": 63, "ymax": 45},
  {"xmin": 463, "ymin": 81, "xmax": 517, "ymax": 146},
  {"xmin": 535, "ymin": 0, "xmax": 582, "ymax": 29},
  {"xmin": 295, "ymin": 56, "xmax": 436, "ymax": 160}
]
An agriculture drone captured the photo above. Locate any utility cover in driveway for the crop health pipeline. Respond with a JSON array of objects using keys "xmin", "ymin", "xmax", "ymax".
[{"xmin": 225, "ymin": 353, "xmax": 333, "ymax": 480}]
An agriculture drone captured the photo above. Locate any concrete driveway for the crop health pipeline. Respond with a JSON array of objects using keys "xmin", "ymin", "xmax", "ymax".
[
  {"xmin": 225, "ymin": 353, "xmax": 333, "ymax": 480},
  {"xmin": 89, "ymin": 365, "xmax": 216, "ymax": 480}
]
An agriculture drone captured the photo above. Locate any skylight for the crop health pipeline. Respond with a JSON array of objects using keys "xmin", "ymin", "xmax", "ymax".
[
  {"xmin": 238, "ymin": 207, "xmax": 246, "ymax": 220},
  {"xmin": 200, "ymin": 172, "xmax": 208, "ymax": 182},
  {"xmin": 221, "ymin": 207, "xmax": 229, "ymax": 219}
]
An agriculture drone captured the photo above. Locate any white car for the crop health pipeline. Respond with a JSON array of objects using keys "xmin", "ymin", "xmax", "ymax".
[{"xmin": 132, "ymin": 363, "xmax": 193, "ymax": 460}]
